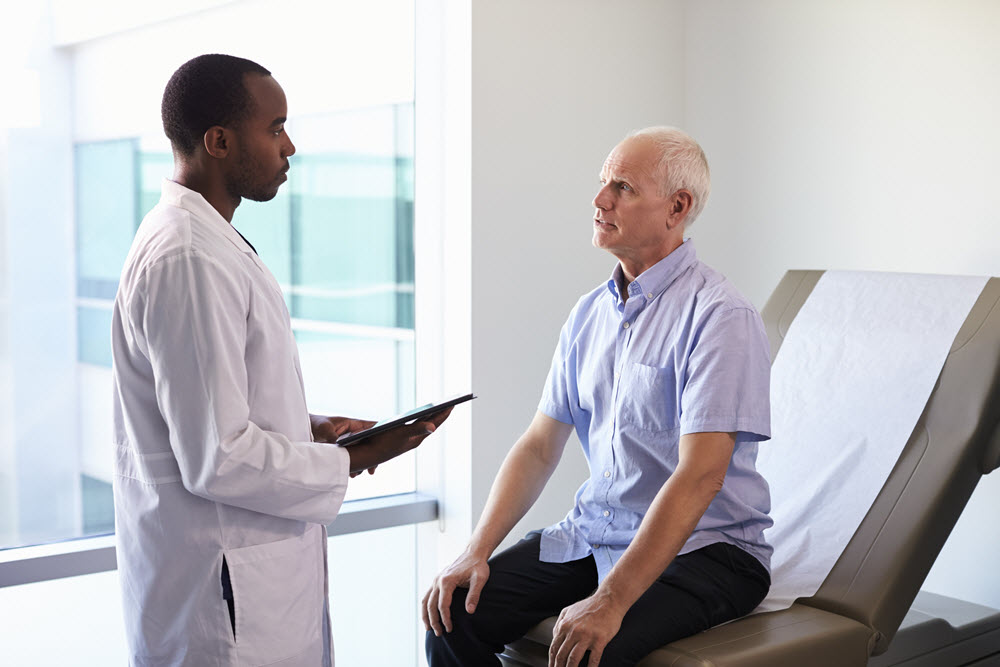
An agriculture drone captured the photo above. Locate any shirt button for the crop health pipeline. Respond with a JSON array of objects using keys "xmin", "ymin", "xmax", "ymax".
[
  {"xmin": 604, "ymin": 470, "xmax": 611, "ymax": 478},
  {"xmin": 603, "ymin": 510, "xmax": 610, "ymax": 517},
  {"xmin": 592, "ymin": 544, "xmax": 600, "ymax": 550},
  {"xmin": 647, "ymin": 292, "xmax": 653, "ymax": 299},
  {"xmin": 622, "ymin": 322, "xmax": 630, "ymax": 329}
]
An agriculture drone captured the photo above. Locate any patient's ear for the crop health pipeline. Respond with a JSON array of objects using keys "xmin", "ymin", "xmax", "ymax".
[{"xmin": 667, "ymin": 189, "xmax": 693, "ymax": 228}]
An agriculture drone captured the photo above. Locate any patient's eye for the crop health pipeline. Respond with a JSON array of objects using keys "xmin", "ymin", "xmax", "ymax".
[{"xmin": 619, "ymin": 182, "xmax": 632, "ymax": 192}]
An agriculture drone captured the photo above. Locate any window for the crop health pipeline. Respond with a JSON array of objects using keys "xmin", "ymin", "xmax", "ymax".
[
  {"xmin": 2, "ymin": 1, "xmax": 429, "ymax": 664},
  {"xmin": 69, "ymin": 104, "xmax": 417, "ymax": 537},
  {"xmin": 2, "ymin": 0, "xmax": 418, "ymax": 550}
]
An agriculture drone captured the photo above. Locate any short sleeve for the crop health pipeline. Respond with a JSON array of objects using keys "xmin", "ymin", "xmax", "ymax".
[
  {"xmin": 538, "ymin": 310, "xmax": 577, "ymax": 425},
  {"xmin": 679, "ymin": 306, "xmax": 771, "ymax": 442}
]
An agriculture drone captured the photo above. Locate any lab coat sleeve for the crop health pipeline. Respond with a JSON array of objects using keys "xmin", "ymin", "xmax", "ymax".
[{"xmin": 135, "ymin": 249, "xmax": 350, "ymax": 525}]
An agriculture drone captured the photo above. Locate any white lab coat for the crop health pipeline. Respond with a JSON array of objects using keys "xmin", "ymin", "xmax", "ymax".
[{"xmin": 111, "ymin": 179, "xmax": 351, "ymax": 666}]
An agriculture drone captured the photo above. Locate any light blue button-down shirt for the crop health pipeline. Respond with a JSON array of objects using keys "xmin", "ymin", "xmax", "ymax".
[{"xmin": 538, "ymin": 240, "xmax": 773, "ymax": 581}]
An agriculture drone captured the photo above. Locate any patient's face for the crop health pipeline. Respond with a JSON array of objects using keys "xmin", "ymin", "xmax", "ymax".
[{"xmin": 592, "ymin": 136, "xmax": 675, "ymax": 273}]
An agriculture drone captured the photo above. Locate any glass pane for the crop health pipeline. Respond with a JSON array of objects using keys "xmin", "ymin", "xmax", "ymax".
[
  {"xmin": 295, "ymin": 329, "xmax": 416, "ymax": 501},
  {"xmin": 138, "ymin": 150, "xmax": 172, "ymax": 225},
  {"xmin": 234, "ymin": 189, "xmax": 294, "ymax": 289},
  {"xmin": 75, "ymin": 139, "xmax": 138, "ymax": 288},
  {"xmin": 3, "ymin": 0, "xmax": 422, "ymax": 659},
  {"xmin": 288, "ymin": 107, "xmax": 415, "ymax": 329},
  {"xmin": 0, "ymin": 571, "xmax": 128, "ymax": 665},
  {"xmin": 329, "ymin": 524, "xmax": 417, "ymax": 667},
  {"xmin": 77, "ymin": 305, "xmax": 113, "ymax": 367},
  {"xmin": 4, "ymin": 32, "xmax": 420, "ymax": 667},
  {"xmin": 30, "ymin": 99, "xmax": 418, "ymax": 554},
  {"xmin": 78, "ymin": 363, "xmax": 115, "ymax": 533}
]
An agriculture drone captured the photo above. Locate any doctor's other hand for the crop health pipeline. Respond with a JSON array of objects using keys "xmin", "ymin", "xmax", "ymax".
[
  {"xmin": 422, "ymin": 547, "xmax": 490, "ymax": 636},
  {"xmin": 346, "ymin": 406, "xmax": 452, "ymax": 474},
  {"xmin": 310, "ymin": 414, "xmax": 375, "ymax": 444},
  {"xmin": 310, "ymin": 415, "xmax": 379, "ymax": 476}
]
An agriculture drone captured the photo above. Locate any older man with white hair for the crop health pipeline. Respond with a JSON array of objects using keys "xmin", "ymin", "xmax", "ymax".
[{"xmin": 423, "ymin": 127, "xmax": 773, "ymax": 667}]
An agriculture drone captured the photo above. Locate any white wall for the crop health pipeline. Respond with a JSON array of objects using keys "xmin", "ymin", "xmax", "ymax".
[
  {"xmin": 684, "ymin": 0, "xmax": 1000, "ymax": 306},
  {"xmin": 682, "ymin": 0, "xmax": 1000, "ymax": 608},
  {"xmin": 443, "ymin": 0, "xmax": 1000, "ymax": 615},
  {"xmin": 466, "ymin": 0, "xmax": 686, "ymax": 550}
]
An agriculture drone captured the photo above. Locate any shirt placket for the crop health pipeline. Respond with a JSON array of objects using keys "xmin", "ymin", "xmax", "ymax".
[{"xmin": 598, "ymin": 281, "xmax": 645, "ymax": 549}]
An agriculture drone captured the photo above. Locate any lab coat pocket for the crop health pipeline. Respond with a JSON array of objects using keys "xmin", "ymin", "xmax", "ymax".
[
  {"xmin": 618, "ymin": 362, "xmax": 680, "ymax": 433},
  {"xmin": 225, "ymin": 527, "xmax": 324, "ymax": 665}
]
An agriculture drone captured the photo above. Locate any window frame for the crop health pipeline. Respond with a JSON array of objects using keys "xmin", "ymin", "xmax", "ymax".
[{"xmin": 0, "ymin": 492, "xmax": 437, "ymax": 588}]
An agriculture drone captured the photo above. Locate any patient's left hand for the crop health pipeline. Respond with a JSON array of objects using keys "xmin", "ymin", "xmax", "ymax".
[
  {"xmin": 310, "ymin": 414, "xmax": 379, "ymax": 476},
  {"xmin": 548, "ymin": 591, "xmax": 626, "ymax": 667}
]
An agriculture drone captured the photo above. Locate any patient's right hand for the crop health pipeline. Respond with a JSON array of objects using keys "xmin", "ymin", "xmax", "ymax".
[{"xmin": 421, "ymin": 549, "xmax": 490, "ymax": 636}]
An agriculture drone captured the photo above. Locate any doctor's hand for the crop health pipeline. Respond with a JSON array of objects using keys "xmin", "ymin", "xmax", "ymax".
[
  {"xmin": 548, "ymin": 591, "xmax": 626, "ymax": 667},
  {"xmin": 346, "ymin": 406, "xmax": 453, "ymax": 474},
  {"xmin": 310, "ymin": 415, "xmax": 380, "ymax": 476},
  {"xmin": 310, "ymin": 414, "xmax": 375, "ymax": 444},
  {"xmin": 421, "ymin": 547, "xmax": 490, "ymax": 636}
]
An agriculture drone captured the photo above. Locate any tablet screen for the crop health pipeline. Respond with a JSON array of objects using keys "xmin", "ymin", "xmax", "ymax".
[{"xmin": 336, "ymin": 393, "xmax": 475, "ymax": 446}]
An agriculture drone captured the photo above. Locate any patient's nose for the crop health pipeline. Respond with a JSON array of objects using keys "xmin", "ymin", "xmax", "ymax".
[{"xmin": 593, "ymin": 185, "xmax": 612, "ymax": 210}]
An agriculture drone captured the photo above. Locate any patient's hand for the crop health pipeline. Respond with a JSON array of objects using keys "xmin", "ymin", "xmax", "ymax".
[
  {"xmin": 548, "ymin": 590, "xmax": 626, "ymax": 667},
  {"xmin": 421, "ymin": 548, "xmax": 490, "ymax": 636}
]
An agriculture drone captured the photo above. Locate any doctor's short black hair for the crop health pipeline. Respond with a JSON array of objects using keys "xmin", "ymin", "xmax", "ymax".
[{"xmin": 161, "ymin": 54, "xmax": 271, "ymax": 157}]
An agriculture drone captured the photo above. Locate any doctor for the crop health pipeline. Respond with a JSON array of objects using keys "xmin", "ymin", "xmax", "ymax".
[{"xmin": 111, "ymin": 54, "xmax": 447, "ymax": 666}]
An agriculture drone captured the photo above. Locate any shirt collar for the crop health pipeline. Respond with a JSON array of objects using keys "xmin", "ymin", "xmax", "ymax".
[
  {"xmin": 605, "ymin": 239, "xmax": 698, "ymax": 306},
  {"xmin": 159, "ymin": 179, "xmax": 257, "ymax": 255}
]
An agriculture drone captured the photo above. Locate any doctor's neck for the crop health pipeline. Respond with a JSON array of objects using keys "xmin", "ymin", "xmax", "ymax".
[{"xmin": 173, "ymin": 160, "xmax": 241, "ymax": 223}]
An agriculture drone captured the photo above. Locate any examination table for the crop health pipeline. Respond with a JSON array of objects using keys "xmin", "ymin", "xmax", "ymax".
[{"xmin": 500, "ymin": 270, "xmax": 1000, "ymax": 667}]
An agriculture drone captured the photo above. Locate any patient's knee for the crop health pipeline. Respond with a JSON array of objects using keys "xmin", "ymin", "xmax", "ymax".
[{"xmin": 425, "ymin": 591, "xmax": 507, "ymax": 665}]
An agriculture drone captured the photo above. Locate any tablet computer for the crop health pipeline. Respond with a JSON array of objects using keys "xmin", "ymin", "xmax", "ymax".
[{"xmin": 336, "ymin": 393, "xmax": 475, "ymax": 446}]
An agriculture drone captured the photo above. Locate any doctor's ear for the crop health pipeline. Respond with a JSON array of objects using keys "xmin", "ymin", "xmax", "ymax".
[{"xmin": 203, "ymin": 126, "xmax": 231, "ymax": 159}]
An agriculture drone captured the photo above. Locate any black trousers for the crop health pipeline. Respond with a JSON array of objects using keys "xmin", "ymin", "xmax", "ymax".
[{"xmin": 425, "ymin": 533, "xmax": 769, "ymax": 667}]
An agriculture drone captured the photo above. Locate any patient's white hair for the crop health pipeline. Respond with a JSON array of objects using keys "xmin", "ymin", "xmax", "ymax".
[{"xmin": 628, "ymin": 126, "xmax": 711, "ymax": 226}]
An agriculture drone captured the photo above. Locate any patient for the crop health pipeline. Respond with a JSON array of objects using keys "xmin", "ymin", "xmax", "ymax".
[{"xmin": 422, "ymin": 127, "xmax": 774, "ymax": 667}]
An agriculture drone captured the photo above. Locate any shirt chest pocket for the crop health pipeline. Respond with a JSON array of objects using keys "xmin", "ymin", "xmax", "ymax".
[{"xmin": 617, "ymin": 362, "xmax": 680, "ymax": 433}]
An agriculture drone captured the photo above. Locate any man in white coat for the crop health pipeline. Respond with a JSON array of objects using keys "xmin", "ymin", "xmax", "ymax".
[{"xmin": 111, "ymin": 53, "xmax": 446, "ymax": 666}]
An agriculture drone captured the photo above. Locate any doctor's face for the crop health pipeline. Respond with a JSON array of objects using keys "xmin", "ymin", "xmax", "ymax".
[
  {"xmin": 227, "ymin": 73, "xmax": 296, "ymax": 203},
  {"xmin": 592, "ymin": 136, "xmax": 675, "ymax": 270}
]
